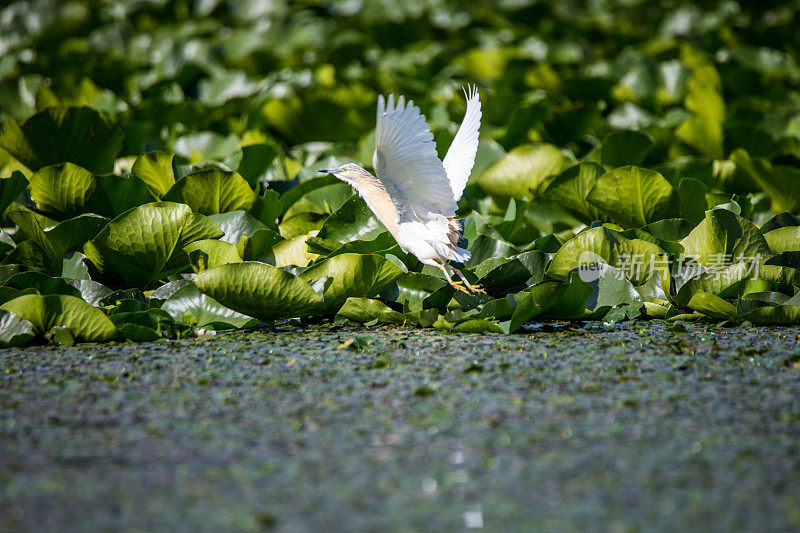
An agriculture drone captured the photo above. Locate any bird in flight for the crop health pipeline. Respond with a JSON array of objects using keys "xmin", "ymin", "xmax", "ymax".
[{"xmin": 320, "ymin": 86, "xmax": 483, "ymax": 293}]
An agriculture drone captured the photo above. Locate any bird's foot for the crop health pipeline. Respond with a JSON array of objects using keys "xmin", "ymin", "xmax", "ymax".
[
  {"xmin": 448, "ymin": 280, "xmax": 472, "ymax": 294},
  {"xmin": 466, "ymin": 283, "xmax": 487, "ymax": 294}
]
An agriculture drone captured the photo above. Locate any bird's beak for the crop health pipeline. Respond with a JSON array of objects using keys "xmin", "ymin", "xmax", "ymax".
[{"xmin": 318, "ymin": 168, "xmax": 332, "ymax": 174}]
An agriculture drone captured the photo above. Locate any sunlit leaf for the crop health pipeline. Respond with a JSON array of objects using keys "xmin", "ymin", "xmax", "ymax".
[
  {"xmin": 0, "ymin": 294, "xmax": 118, "ymax": 342},
  {"xmin": 83, "ymin": 202, "xmax": 223, "ymax": 287},
  {"xmin": 337, "ymin": 297, "xmax": 405, "ymax": 325},
  {"xmin": 193, "ymin": 262, "xmax": 321, "ymax": 321},
  {"xmin": 164, "ymin": 168, "xmax": 257, "ymax": 215},
  {"xmin": 132, "ymin": 151, "xmax": 176, "ymax": 197},
  {"xmin": 162, "ymin": 283, "xmax": 254, "ymax": 329},
  {"xmin": 299, "ymin": 253, "xmax": 404, "ymax": 313},
  {"xmin": 586, "ymin": 166, "xmax": 678, "ymax": 228},
  {"xmin": 475, "ymin": 143, "xmax": 573, "ymax": 200}
]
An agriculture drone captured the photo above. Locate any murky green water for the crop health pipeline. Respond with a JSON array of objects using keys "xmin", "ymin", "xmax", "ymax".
[{"xmin": 2, "ymin": 322, "xmax": 800, "ymax": 531}]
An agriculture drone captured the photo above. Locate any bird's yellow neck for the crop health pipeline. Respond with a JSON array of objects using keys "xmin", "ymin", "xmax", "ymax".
[{"xmin": 353, "ymin": 178, "xmax": 399, "ymax": 240}]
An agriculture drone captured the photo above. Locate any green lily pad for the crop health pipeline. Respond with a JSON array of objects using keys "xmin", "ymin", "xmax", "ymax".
[
  {"xmin": 0, "ymin": 310, "xmax": 36, "ymax": 347},
  {"xmin": 193, "ymin": 262, "xmax": 321, "ymax": 321},
  {"xmin": 740, "ymin": 303, "xmax": 800, "ymax": 325},
  {"xmin": 686, "ymin": 291, "xmax": 738, "ymax": 320},
  {"xmin": 475, "ymin": 143, "xmax": 573, "ymax": 200},
  {"xmin": 541, "ymin": 163, "xmax": 605, "ymax": 224},
  {"xmin": 0, "ymin": 171, "xmax": 29, "ymax": 214},
  {"xmin": 162, "ymin": 283, "xmax": 254, "ymax": 329},
  {"xmin": 240, "ymin": 228, "xmax": 284, "ymax": 262},
  {"xmin": 586, "ymin": 166, "xmax": 678, "ymax": 228},
  {"xmin": 452, "ymin": 319, "xmax": 505, "ymax": 334},
  {"xmin": 763, "ymin": 227, "xmax": 800, "ymax": 254},
  {"xmin": 315, "ymin": 195, "xmax": 385, "ymax": 244},
  {"xmin": 83, "ymin": 202, "xmax": 223, "ymax": 287},
  {"xmin": 3, "ymin": 271, "xmax": 82, "ymax": 297},
  {"xmin": 86, "ymin": 175, "xmax": 156, "ymax": 218},
  {"xmin": 235, "ymin": 143, "xmax": 280, "ymax": 186},
  {"xmin": 164, "ymin": 168, "xmax": 257, "ymax": 215},
  {"xmin": 208, "ymin": 211, "xmax": 266, "ymax": 245},
  {"xmin": 508, "ymin": 272, "xmax": 592, "ymax": 332},
  {"xmin": 185, "ymin": 239, "xmax": 242, "ymax": 271},
  {"xmin": 0, "ymin": 106, "xmax": 123, "ymax": 174},
  {"xmin": 28, "ymin": 163, "xmax": 96, "ymax": 219},
  {"xmin": 337, "ymin": 297, "xmax": 405, "ymax": 325},
  {"xmin": 381, "ymin": 273, "xmax": 452, "ymax": 313},
  {"xmin": 680, "ymin": 209, "xmax": 772, "ymax": 268},
  {"xmin": 299, "ymin": 253, "xmax": 404, "ymax": 314},
  {"xmin": 131, "ymin": 151, "xmax": 176, "ymax": 197},
  {"xmin": 0, "ymin": 294, "xmax": 118, "ymax": 342},
  {"xmin": 677, "ymin": 178, "xmax": 709, "ymax": 224},
  {"xmin": 760, "ymin": 212, "xmax": 800, "ymax": 233},
  {"xmin": 548, "ymin": 226, "xmax": 667, "ymax": 285},
  {"xmin": 10, "ymin": 209, "xmax": 108, "ymax": 275},
  {"xmin": 172, "ymin": 131, "xmax": 240, "ymax": 163},
  {"xmin": 731, "ymin": 149, "xmax": 800, "ymax": 213}
]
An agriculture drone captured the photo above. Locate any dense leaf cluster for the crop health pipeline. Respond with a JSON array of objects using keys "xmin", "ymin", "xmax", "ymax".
[{"xmin": 0, "ymin": 0, "xmax": 799, "ymax": 344}]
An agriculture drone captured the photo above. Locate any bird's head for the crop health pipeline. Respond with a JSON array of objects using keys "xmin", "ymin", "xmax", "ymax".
[{"xmin": 319, "ymin": 163, "xmax": 372, "ymax": 188}]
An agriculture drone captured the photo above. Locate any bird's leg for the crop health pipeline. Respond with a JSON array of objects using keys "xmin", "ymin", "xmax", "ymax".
[
  {"xmin": 437, "ymin": 263, "xmax": 470, "ymax": 294},
  {"xmin": 451, "ymin": 266, "xmax": 487, "ymax": 294}
]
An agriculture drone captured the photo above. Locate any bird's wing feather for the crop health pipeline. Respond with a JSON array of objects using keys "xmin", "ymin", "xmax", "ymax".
[
  {"xmin": 373, "ymin": 94, "xmax": 457, "ymax": 221},
  {"xmin": 442, "ymin": 85, "xmax": 481, "ymax": 202}
]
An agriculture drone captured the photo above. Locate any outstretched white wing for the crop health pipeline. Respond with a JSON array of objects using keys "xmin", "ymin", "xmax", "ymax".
[
  {"xmin": 373, "ymin": 94, "xmax": 457, "ymax": 221},
  {"xmin": 442, "ymin": 85, "xmax": 481, "ymax": 202}
]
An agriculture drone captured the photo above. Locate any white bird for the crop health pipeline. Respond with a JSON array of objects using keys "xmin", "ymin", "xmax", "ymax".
[{"xmin": 320, "ymin": 86, "xmax": 483, "ymax": 293}]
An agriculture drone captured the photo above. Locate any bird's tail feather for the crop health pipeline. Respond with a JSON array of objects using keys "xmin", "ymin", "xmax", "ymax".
[{"xmin": 448, "ymin": 246, "xmax": 471, "ymax": 264}]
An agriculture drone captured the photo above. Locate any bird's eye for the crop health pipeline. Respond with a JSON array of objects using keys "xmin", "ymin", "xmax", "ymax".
[{"xmin": 339, "ymin": 166, "xmax": 346, "ymax": 172}]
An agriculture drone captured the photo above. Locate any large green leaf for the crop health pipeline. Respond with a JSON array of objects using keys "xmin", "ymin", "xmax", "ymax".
[
  {"xmin": 585, "ymin": 166, "xmax": 678, "ymax": 228},
  {"xmin": 0, "ymin": 294, "xmax": 118, "ymax": 342},
  {"xmin": 381, "ymin": 273, "xmax": 452, "ymax": 312},
  {"xmin": 548, "ymin": 226, "xmax": 667, "ymax": 285},
  {"xmin": 337, "ymin": 297, "xmax": 405, "ymax": 325},
  {"xmin": 686, "ymin": 291, "xmax": 737, "ymax": 320},
  {"xmin": 131, "ymin": 151, "xmax": 176, "ymax": 197},
  {"xmin": 315, "ymin": 195, "xmax": 385, "ymax": 243},
  {"xmin": 208, "ymin": 211, "xmax": 266, "ymax": 245},
  {"xmin": 193, "ymin": 262, "xmax": 321, "ymax": 320},
  {"xmin": 164, "ymin": 169, "xmax": 257, "ymax": 214},
  {"xmin": 474, "ymin": 143, "xmax": 573, "ymax": 200},
  {"xmin": 0, "ymin": 106, "xmax": 123, "ymax": 174},
  {"xmin": 278, "ymin": 175, "xmax": 340, "ymax": 216},
  {"xmin": 508, "ymin": 273, "xmax": 592, "ymax": 332},
  {"xmin": 184, "ymin": 239, "xmax": 242, "ymax": 271},
  {"xmin": 0, "ymin": 171, "xmax": 29, "ymax": 214},
  {"xmin": 680, "ymin": 209, "xmax": 772, "ymax": 268},
  {"xmin": 541, "ymin": 163, "xmax": 605, "ymax": 224},
  {"xmin": 162, "ymin": 283, "xmax": 254, "ymax": 329},
  {"xmin": 29, "ymin": 163, "xmax": 96, "ymax": 219},
  {"xmin": 83, "ymin": 202, "xmax": 223, "ymax": 287},
  {"xmin": 675, "ymin": 48, "xmax": 725, "ymax": 159},
  {"xmin": 3, "ymin": 271, "xmax": 81, "ymax": 297},
  {"xmin": 299, "ymin": 253, "xmax": 404, "ymax": 313},
  {"xmin": 740, "ymin": 303, "xmax": 800, "ymax": 326},
  {"xmin": 240, "ymin": 228, "xmax": 284, "ymax": 262},
  {"xmin": 235, "ymin": 143, "xmax": 280, "ymax": 186},
  {"xmin": 87, "ymin": 175, "xmax": 156, "ymax": 218},
  {"xmin": 10, "ymin": 209, "xmax": 107, "ymax": 275},
  {"xmin": 677, "ymin": 178, "xmax": 708, "ymax": 224},
  {"xmin": 763, "ymin": 227, "xmax": 800, "ymax": 254},
  {"xmin": 0, "ymin": 310, "xmax": 36, "ymax": 347}
]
